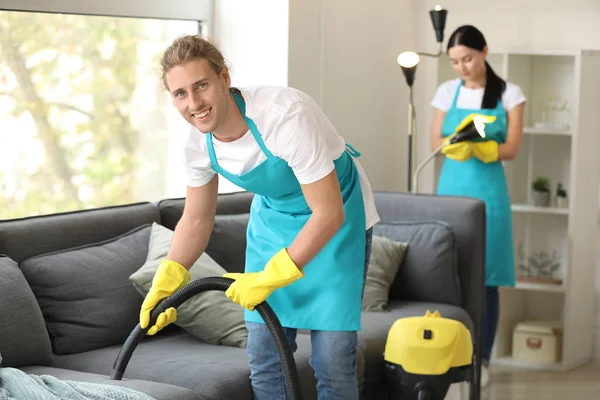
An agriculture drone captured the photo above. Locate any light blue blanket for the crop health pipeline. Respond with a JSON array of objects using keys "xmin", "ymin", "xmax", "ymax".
[{"xmin": 0, "ymin": 367, "xmax": 156, "ymax": 400}]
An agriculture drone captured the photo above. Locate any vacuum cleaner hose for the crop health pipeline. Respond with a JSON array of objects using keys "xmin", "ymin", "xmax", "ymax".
[
  {"xmin": 418, "ymin": 390, "xmax": 431, "ymax": 400},
  {"xmin": 109, "ymin": 276, "xmax": 303, "ymax": 400}
]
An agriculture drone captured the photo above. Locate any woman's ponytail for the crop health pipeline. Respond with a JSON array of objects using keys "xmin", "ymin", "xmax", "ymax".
[{"xmin": 481, "ymin": 61, "xmax": 506, "ymax": 109}]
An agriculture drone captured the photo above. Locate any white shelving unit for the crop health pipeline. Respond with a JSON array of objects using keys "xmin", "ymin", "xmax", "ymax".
[{"xmin": 425, "ymin": 49, "xmax": 600, "ymax": 371}]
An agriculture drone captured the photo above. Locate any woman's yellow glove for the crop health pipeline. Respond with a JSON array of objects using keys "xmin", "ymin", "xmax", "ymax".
[
  {"xmin": 140, "ymin": 260, "xmax": 191, "ymax": 335},
  {"xmin": 441, "ymin": 139, "xmax": 473, "ymax": 162},
  {"xmin": 471, "ymin": 141, "xmax": 499, "ymax": 163},
  {"xmin": 224, "ymin": 248, "xmax": 304, "ymax": 311}
]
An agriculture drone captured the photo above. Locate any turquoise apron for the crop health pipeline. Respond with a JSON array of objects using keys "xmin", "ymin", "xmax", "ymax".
[
  {"xmin": 436, "ymin": 81, "xmax": 516, "ymax": 288},
  {"xmin": 206, "ymin": 89, "xmax": 367, "ymax": 331}
]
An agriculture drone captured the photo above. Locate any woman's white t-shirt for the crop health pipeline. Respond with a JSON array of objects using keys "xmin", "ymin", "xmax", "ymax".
[
  {"xmin": 431, "ymin": 78, "xmax": 526, "ymax": 112},
  {"xmin": 181, "ymin": 86, "xmax": 380, "ymax": 230}
]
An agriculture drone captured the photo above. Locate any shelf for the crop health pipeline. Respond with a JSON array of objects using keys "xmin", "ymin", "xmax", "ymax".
[
  {"xmin": 430, "ymin": 48, "xmax": 600, "ymax": 372},
  {"xmin": 511, "ymin": 281, "xmax": 566, "ymax": 293},
  {"xmin": 523, "ymin": 127, "xmax": 572, "ymax": 136},
  {"xmin": 493, "ymin": 356, "xmax": 565, "ymax": 371},
  {"xmin": 511, "ymin": 204, "xmax": 569, "ymax": 215}
]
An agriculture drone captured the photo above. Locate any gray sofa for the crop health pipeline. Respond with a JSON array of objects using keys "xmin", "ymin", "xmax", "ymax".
[{"xmin": 0, "ymin": 191, "xmax": 485, "ymax": 400}]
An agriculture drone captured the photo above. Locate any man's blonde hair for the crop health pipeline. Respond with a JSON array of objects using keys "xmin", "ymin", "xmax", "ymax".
[{"xmin": 160, "ymin": 35, "xmax": 226, "ymax": 90}]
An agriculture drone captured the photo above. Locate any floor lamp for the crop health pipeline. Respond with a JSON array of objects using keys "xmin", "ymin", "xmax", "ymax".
[{"xmin": 397, "ymin": 5, "xmax": 448, "ymax": 192}]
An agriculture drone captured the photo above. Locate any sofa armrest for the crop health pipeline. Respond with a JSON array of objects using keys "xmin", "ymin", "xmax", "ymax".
[{"xmin": 373, "ymin": 191, "xmax": 485, "ymax": 354}]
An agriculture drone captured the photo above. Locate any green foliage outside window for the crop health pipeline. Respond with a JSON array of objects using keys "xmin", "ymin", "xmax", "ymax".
[{"xmin": 0, "ymin": 11, "xmax": 197, "ymax": 219}]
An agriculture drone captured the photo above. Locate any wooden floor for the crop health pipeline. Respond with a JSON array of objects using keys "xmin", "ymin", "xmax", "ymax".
[{"xmin": 480, "ymin": 361, "xmax": 600, "ymax": 400}]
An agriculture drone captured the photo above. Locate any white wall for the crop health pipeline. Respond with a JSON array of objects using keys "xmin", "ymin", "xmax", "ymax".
[
  {"xmin": 213, "ymin": 0, "xmax": 289, "ymax": 88},
  {"xmin": 414, "ymin": 0, "xmax": 600, "ymax": 360},
  {"xmin": 288, "ymin": 0, "xmax": 417, "ymax": 192}
]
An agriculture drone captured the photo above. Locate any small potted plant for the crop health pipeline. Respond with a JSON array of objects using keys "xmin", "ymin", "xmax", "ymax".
[
  {"xmin": 531, "ymin": 176, "xmax": 550, "ymax": 207},
  {"xmin": 555, "ymin": 182, "xmax": 568, "ymax": 208}
]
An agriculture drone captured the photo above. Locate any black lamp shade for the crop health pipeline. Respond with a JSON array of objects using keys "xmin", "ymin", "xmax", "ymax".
[
  {"xmin": 397, "ymin": 51, "xmax": 420, "ymax": 87},
  {"xmin": 400, "ymin": 65, "xmax": 417, "ymax": 87},
  {"xmin": 429, "ymin": 9, "xmax": 448, "ymax": 43}
]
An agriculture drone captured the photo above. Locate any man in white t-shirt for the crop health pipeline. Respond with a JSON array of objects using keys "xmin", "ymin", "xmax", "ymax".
[{"xmin": 137, "ymin": 35, "xmax": 380, "ymax": 399}]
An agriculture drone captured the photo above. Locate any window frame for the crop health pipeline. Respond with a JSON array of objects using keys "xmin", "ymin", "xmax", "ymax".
[{"xmin": 0, "ymin": 0, "xmax": 213, "ymax": 23}]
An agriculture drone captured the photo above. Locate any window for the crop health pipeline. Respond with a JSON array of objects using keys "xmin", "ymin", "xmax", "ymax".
[{"xmin": 0, "ymin": 9, "xmax": 209, "ymax": 219}]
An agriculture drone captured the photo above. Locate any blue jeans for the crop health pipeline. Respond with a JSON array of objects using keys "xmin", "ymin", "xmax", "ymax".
[
  {"xmin": 482, "ymin": 286, "xmax": 499, "ymax": 363},
  {"xmin": 246, "ymin": 228, "xmax": 373, "ymax": 400}
]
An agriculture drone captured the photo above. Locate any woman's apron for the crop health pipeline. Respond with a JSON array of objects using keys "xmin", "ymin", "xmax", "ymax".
[
  {"xmin": 436, "ymin": 81, "xmax": 516, "ymax": 288},
  {"xmin": 206, "ymin": 89, "xmax": 367, "ymax": 330}
]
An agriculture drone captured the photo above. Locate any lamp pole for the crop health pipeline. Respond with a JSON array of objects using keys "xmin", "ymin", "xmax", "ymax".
[
  {"xmin": 407, "ymin": 85, "xmax": 415, "ymax": 192},
  {"xmin": 397, "ymin": 5, "xmax": 448, "ymax": 192}
]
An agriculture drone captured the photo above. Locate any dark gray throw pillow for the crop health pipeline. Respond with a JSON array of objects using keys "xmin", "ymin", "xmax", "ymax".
[
  {"xmin": 19, "ymin": 225, "xmax": 151, "ymax": 355},
  {"xmin": 205, "ymin": 213, "xmax": 250, "ymax": 274},
  {"xmin": 373, "ymin": 221, "xmax": 461, "ymax": 306}
]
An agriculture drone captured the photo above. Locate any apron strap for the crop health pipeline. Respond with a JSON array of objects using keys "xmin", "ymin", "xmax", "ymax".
[
  {"xmin": 232, "ymin": 90, "xmax": 275, "ymax": 160},
  {"xmin": 344, "ymin": 143, "xmax": 361, "ymax": 158},
  {"xmin": 495, "ymin": 96, "xmax": 504, "ymax": 111},
  {"xmin": 206, "ymin": 133, "xmax": 219, "ymax": 169},
  {"xmin": 450, "ymin": 79, "xmax": 463, "ymax": 109}
]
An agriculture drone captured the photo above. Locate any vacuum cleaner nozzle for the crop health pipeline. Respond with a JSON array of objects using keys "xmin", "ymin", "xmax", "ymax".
[
  {"xmin": 383, "ymin": 310, "xmax": 473, "ymax": 400},
  {"xmin": 449, "ymin": 113, "xmax": 497, "ymax": 144}
]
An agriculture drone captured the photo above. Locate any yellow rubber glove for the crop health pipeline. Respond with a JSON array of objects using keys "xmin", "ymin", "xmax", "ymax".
[
  {"xmin": 441, "ymin": 140, "xmax": 473, "ymax": 162},
  {"xmin": 140, "ymin": 260, "xmax": 191, "ymax": 336},
  {"xmin": 472, "ymin": 140, "xmax": 499, "ymax": 163},
  {"xmin": 223, "ymin": 248, "xmax": 304, "ymax": 311}
]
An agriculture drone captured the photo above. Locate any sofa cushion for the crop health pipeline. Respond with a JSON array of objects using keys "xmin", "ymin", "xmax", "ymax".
[
  {"xmin": 0, "ymin": 255, "xmax": 53, "ymax": 367},
  {"xmin": 373, "ymin": 221, "xmax": 461, "ymax": 306},
  {"xmin": 362, "ymin": 235, "xmax": 408, "ymax": 312},
  {"xmin": 19, "ymin": 225, "xmax": 151, "ymax": 355},
  {"xmin": 0, "ymin": 202, "xmax": 159, "ymax": 263},
  {"xmin": 205, "ymin": 213, "xmax": 250, "ymax": 274},
  {"xmin": 52, "ymin": 330, "xmax": 319, "ymax": 400},
  {"xmin": 129, "ymin": 223, "xmax": 248, "ymax": 348}
]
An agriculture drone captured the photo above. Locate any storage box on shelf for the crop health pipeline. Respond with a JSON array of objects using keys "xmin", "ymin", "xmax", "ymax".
[
  {"xmin": 424, "ymin": 49, "xmax": 600, "ymax": 371},
  {"xmin": 512, "ymin": 321, "xmax": 564, "ymax": 364}
]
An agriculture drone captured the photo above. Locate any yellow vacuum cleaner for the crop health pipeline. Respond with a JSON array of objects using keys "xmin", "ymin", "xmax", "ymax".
[{"xmin": 384, "ymin": 310, "xmax": 473, "ymax": 400}]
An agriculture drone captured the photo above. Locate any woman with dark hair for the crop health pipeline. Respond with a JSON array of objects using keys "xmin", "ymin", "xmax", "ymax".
[{"xmin": 430, "ymin": 25, "xmax": 526, "ymax": 387}]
